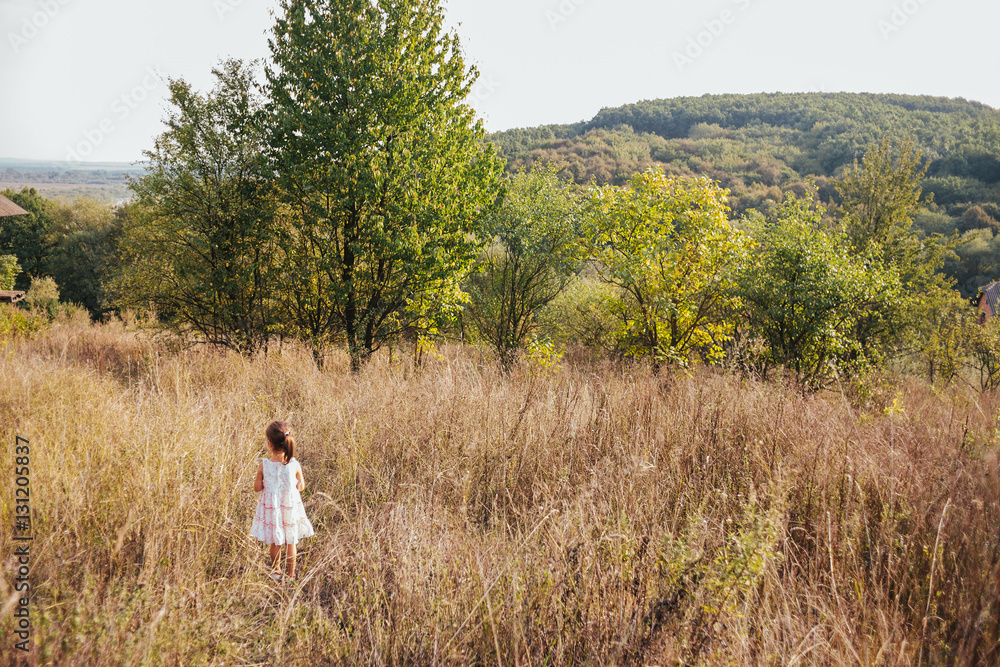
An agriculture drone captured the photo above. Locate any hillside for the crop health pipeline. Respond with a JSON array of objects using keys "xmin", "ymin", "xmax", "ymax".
[{"xmin": 489, "ymin": 93, "xmax": 1000, "ymax": 295}]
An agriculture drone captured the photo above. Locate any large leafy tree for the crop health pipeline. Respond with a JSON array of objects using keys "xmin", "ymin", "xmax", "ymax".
[
  {"xmin": 464, "ymin": 167, "xmax": 582, "ymax": 369},
  {"xmin": 738, "ymin": 195, "xmax": 899, "ymax": 388},
  {"xmin": 837, "ymin": 136, "xmax": 956, "ymax": 363},
  {"xmin": 0, "ymin": 187, "xmax": 54, "ymax": 290},
  {"xmin": 839, "ymin": 136, "xmax": 936, "ymax": 279},
  {"xmin": 585, "ymin": 168, "xmax": 751, "ymax": 367},
  {"xmin": 112, "ymin": 60, "xmax": 281, "ymax": 354},
  {"xmin": 266, "ymin": 0, "xmax": 504, "ymax": 370},
  {"xmin": 47, "ymin": 198, "xmax": 123, "ymax": 316}
]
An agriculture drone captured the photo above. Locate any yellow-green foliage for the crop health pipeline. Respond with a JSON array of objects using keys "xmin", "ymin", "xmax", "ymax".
[
  {"xmin": 586, "ymin": 168, "xmax": 752, "ymax": 366},
  {"xmin": 522, "ymin": 336, "xmax": 564, "ymax": 374},
  {"xmin": 1, "ymin": 317, "xmax": 999, "ymax": 665},
  {"xmin": 24, "ymin": 277, "xmax": 60, "ymax": 319},
  {"xmin": 0, "ymin": 304, "xmax": 48, "ymax": 340},
  {"xmin": 536, "ymin": 274, "xmax": 619, "ymax": 353},
  {"xmin": 0, "ymin": 255, "xmax": 19, "ymax": 291}
]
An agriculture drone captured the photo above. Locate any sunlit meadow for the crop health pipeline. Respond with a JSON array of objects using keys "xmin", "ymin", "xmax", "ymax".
[{"xmin": 2, "ymin": 312, "xmax": 999, "ymax": 665}]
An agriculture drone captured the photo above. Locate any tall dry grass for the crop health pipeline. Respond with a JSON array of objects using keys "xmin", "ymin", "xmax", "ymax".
[{"xmin": 1, "ymin": 316, "xmax": 1000, "ymax": 665}]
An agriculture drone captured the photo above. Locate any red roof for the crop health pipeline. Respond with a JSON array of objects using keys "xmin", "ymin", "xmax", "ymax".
[
  {"xmin": 979, "ymin": 282, "xmax": 1000, "ymax": 317},
  {"xmin": 0, "ymin": 194, "xmax": 28, "ymax": 217}
]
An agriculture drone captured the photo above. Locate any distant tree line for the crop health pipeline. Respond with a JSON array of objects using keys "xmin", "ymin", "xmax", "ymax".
[{"xmin": 0, "ymin": 167, "xmax": 138, "ymax": 186}]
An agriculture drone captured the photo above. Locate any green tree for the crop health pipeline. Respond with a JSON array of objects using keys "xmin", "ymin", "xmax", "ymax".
[
  {"xmin": 46, "ymin": 198, "xmax": 123, "ymax": 316},
  {"xmin": 536, "ymin": 273, "xmax": 619, "ymax": 354},
  {"xmin": 0, "ymin": 187, "xmax": 54, "ymax": 289},
  {"xmin": 838, "ymin": 136, "xmax": 934, "ymax": 274},
  {"xmin": 947, "ymin": 229, "xmax": 1000, "ymax": 297},
  {"xmin": 967, "ymin": 317, "xmax": 1000, "ymax": 391},
  {"xmin": 738, "ymin": 195, "xmax": 900, "ymax": 388},
  {"xmin": 0, "ymin": 255, "xmax": 20, "ymax": 291},
  {"xmin": 24, "ymin": 276, "xmax": 60, "ymax": 319},
  {"xmin": 914, "ymin": 289, "xmax": 973, "ymax": 385},
  {"xmin": 837, "ymin": 136, "xmax": 956, "ymax": 362},
  {"xmin": 585, "ymin": 167, "xmax": 751, "ymax": 367},
  {"xmin": 112, "ymin": 60, "xmax": 281, "ymax": 354},
  {"xmin": 266, "ymin": 0, "xmax": 504, "ymax": 370},
  {"xmin": 464, "ymin": 168, "xmax": 582, "ymax": 369},
  {"xmin": 958, "ymin": 205, "xmax": 999, "ymax": 233}
]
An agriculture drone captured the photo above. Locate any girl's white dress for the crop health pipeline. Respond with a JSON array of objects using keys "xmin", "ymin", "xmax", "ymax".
[{"xmin": 250, "ymin": 457, "xmax": 315, "ymax": 545}]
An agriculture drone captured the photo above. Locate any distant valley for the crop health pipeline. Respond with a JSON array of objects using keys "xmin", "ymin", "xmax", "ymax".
[{"xmin": 0, "ymin": 157, "xmax": 146, "ymax": 202}]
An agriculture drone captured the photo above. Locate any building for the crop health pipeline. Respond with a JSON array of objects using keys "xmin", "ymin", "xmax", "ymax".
[
  {"xmin": 974, "ymin": 282, "xmax": 1000, "ymax": 324},
  {"xmin": 0, "ymin": 193, "xmax": 29, "ymax": 302},
  {"xmin": 0, "ymin": 290, "xmax": 25, "ymax": 304},
  {"xmin": 0, "ymin": 193, "xmax": 28, "ymax": 218}
]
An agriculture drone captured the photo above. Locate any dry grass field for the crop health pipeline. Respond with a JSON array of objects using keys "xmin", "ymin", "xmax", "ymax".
[{"xmin": 2, "ymin": 315, "xmax": 1000, "ymax": 665}]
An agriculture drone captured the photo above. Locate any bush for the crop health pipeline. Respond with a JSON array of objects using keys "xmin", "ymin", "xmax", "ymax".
[
  {"xmin": 25, "ymin": 276, "xmax": 60, "ymax": 319},
  {"xmin": 0, "ymin": 303, "xmax": 48, "ymax": 339},
  {"xmin": 536, "ymin": 276, "xmax": 619, "ymax": 353},
  {"xmin": 0, "ymin": 254, "xmax": 20, "ymax": 290},
  {"xmin": 521, "ymin": 335, "xmax": 564, "ymax": 374},
  {"xmin": 55, "ymin": 302, "xmax": 93, "ymax": 327},
  {"xmin": 967, "ymin": 316, "xmax": 1000, "ymax": 391}
]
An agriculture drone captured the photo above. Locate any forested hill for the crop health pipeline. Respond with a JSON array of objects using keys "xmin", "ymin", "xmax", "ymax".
[
  {"xmin": 489, "ymin": 92, "xmax": 1000, "ymax": 295},
  {"xmin": 492, "ymin": 93, "xmax": 1000, "ymax": 187}
]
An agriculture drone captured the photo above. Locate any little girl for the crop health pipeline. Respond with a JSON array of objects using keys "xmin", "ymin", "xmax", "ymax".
[{"xmin": 250, "ymin": 420, "xmax": 315, "ymax": 581}]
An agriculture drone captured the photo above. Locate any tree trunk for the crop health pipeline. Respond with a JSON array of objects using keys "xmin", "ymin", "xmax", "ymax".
[
  {"xmin": 348, "ymin": 341, "xmax": 370, "ymax": 373},
  {"xmin": 311, "ymin": 342, "xmax": 325, "ymax": 369}
]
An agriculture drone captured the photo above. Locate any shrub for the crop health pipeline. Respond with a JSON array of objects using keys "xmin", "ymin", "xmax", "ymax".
[
  {"xmin": 0, "ymin": 303, "xmax": 48, "ymax": 339},
  {"xmin": 536, "ymin": 276, "xmax": 619, "ymax": 353},
  {"xmin": 24, "ymin": 276, "xmax": 60, "ymax": 318},
  {"xmin": 0, "ymin": 254, "xmax": 20, "ymax": 290}
]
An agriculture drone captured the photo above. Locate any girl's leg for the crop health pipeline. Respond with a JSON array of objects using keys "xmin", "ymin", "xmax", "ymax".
[
  {"xmin": 269, "ymin": 544, "xmax": 281, "ymax": 572},
  {"xmin": 285, "ymin": 543, "xmax": 296, "ymax": 577}
]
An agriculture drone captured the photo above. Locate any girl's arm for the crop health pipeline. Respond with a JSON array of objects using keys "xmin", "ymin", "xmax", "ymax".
[
  {"xmin": 254, "ymin": 461, "xmax": 264, "ymax": 492},
  {"xmin": 296, "ymin": 465, "xmax": 305, "ymax": 493}
]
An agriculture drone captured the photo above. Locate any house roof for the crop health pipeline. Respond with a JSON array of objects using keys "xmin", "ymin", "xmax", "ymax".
[
  {"xmin": 979, "ymin": 282, "xmax": 1000, "ymax": 316},
  {"xmin": 0, "ymin": 290, "xmax": 25, "ymax": 303},
  {"xmin": 0, "ymin": 195, "xmax": 28, "ymax": 218}
]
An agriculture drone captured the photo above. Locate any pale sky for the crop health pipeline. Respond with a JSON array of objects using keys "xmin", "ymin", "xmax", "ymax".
[{"xmin": 0, "ymin": 0, "xmax": 997, "ymax": 164}]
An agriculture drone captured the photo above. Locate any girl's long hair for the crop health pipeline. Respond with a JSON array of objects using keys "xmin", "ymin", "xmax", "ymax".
[{"xmin": 265, "ymin": 421, "xmax": 295, "ymax": 465}]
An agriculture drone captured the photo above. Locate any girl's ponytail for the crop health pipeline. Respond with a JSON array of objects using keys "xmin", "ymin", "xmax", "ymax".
[{"xmin": 266, "ymin": 420, "xmax": 295, "ymax": 464}]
